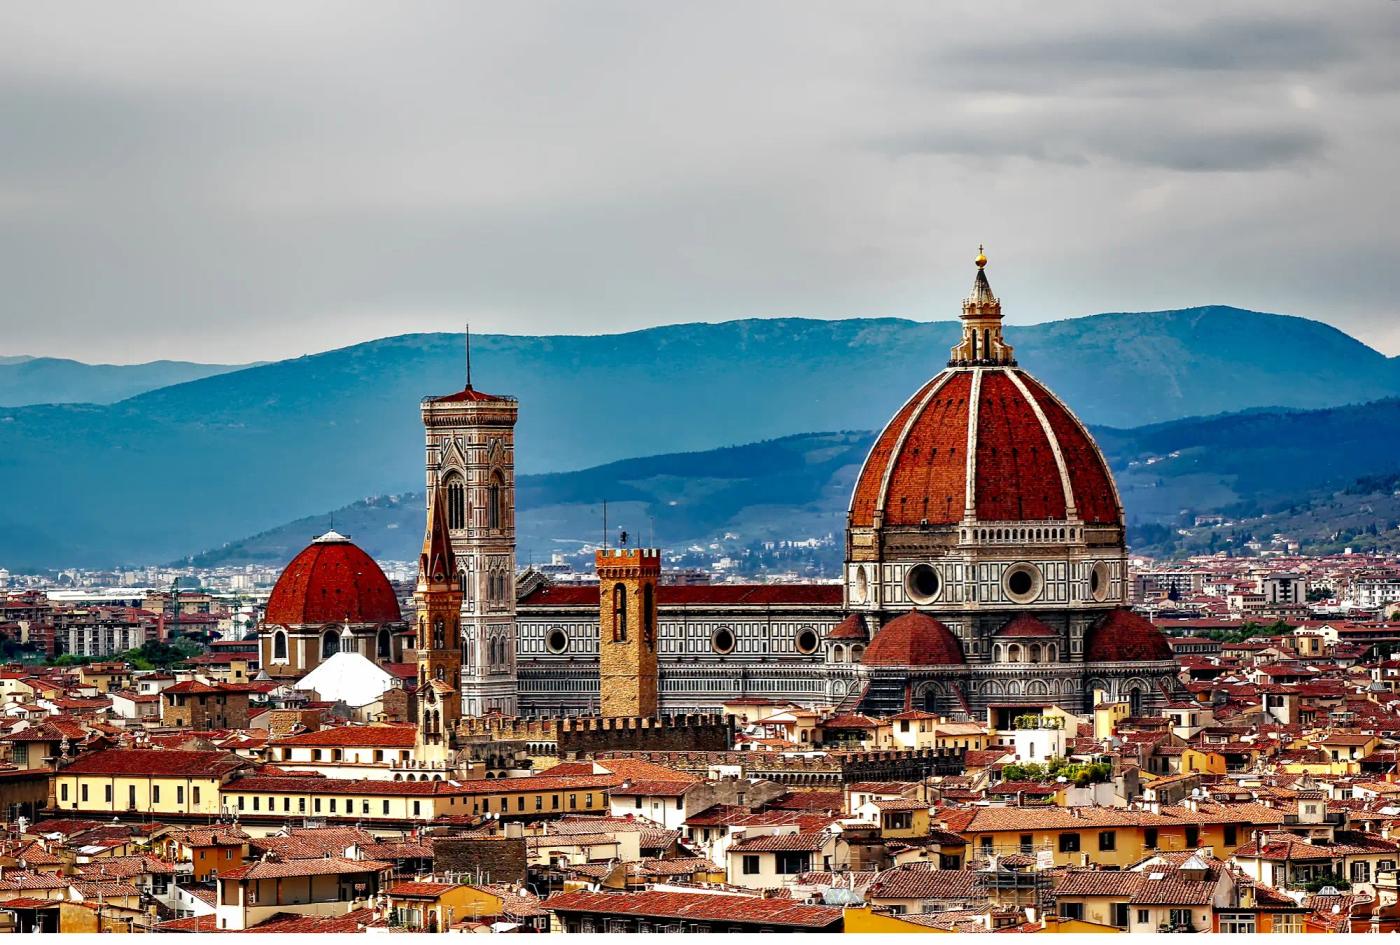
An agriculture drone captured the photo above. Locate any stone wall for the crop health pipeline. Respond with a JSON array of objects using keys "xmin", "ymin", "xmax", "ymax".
[{"xmin": 557, "ymin": 714, "xmax": 732, "ymax": 756}]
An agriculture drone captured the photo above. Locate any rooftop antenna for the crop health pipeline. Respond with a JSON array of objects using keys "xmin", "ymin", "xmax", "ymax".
[{"xmin": 465, "ymin": 323, "xmax": 472, "ymax": 389}]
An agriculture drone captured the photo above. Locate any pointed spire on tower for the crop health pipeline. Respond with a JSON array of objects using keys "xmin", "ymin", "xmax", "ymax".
[
  {"xmin": 421, "ymin": 483, "xmax": 457, "ymax": 584},
  {"xmin": 964, "ymin": 244, "xmax": 1001, "ymax": 316}
]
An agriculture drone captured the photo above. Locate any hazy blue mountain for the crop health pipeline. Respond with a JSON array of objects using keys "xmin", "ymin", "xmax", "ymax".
[
  {"xmin": 0, "ymin": 356, "xmax": 252, "ymax": 407},
  {"xmin": 3, "ymin": 306, "xmax": 1398, "ymax": 569},
  {"xmin": 190, "ymin": 431, "xmax": 873, "ymax": 567},
  {"xmin": 195, "ymin": 396, "xmax": 1400, "ymax": 568}
]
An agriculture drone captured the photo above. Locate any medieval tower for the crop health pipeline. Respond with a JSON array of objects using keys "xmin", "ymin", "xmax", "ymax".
[
  {"xmin": 421, "ymin": 366, "xmax": 520, "ymax": 716},
  {"xmin": 415, "ymin": 484, "xmax": 463, "ymax": 762},
  {"xmin": 596, "ymin": 547, "xmax": 661, "ymax": 717}
]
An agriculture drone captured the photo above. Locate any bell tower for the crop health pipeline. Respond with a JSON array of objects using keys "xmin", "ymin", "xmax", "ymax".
[
  {"xmin": 596, "ymin": 546, "xmax": 661, "ymax": 718},
  {"xmin": 421, "ymin": 334, "xmax": 520, "ymax": 717},
  {"xmin": 415, "ymin": 484, "xmax": 462, "ymax": 762}
]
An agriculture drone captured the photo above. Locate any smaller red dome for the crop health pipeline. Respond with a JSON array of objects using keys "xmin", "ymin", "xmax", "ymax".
[
  {"xmin": 828, "ymin": 614, "xmax": 869, "ymax": 641},
  {"xmin": 265, "ymin": 532, "xmax": 403, "ymax": 626},
  {"xmin": 993, "ymin": 614, "xmax": 1057, "ymax": 638},
  {"xmin": 1084, "ymin": 608, "xmax": 1173, "ymax": 662},
  {"xmin": 862, "ymin": 610, "xmax": 964, "ymax": 667}
]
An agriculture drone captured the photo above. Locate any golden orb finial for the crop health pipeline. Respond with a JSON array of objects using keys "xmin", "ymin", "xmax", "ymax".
[{"xmin": 975, "ymin": 244, "xmax": 987, "ymax": 269}]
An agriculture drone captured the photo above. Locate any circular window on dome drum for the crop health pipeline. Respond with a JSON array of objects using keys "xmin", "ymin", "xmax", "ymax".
[
  {"xmin": 546, "ymin": 627, "xmax": 568, "ymax": 654},
  {"xmin": 795, "ymin": 627, "xmax": 820, "ymax": 655},
  {"xmin": 1003, "ymin": 563, "xmax": 1044, "ymax": 604},
  {"xmin": 905, "ymin": 564, "xmax": 942, "ymax": 604},
  {"xmin": 712, "ymin": 627, "xmax": 736, "ymax": 655},
  {"xmin": 1089, "ymin": 561, "xmax": 1110, "ymax": 603}
]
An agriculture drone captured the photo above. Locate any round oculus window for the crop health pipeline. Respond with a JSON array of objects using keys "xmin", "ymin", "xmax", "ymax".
[
  {"xmin": 905, "ymin": 564, "xmax": 942, "ymax": 604},
  {"xmin": 1003, "ymin": 563, "xmax": 1043, "ymax": 604},
  {"xmin": 546, "ymin": 627, "xmax": 568, "ymax": 654},
  {"xmin": 712, "ymin": 627, "xmax": 736, "ymax": 655},
  {"xmin": 795, "ymin": 627, "xmax": 820, "ymax": 655},
  {"xmin": 1089, "ymin": 561, "xmax": 1110, "ymax": 602}
]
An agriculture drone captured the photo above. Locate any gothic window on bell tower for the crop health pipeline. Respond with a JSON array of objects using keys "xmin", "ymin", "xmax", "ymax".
[
  {"xmin": 488, "ymin": 470, "xmax": 504, "ymax": 531},
  {"xmin": 444, "ymin": 474, "xmax": 467, "ymax": 530},
  {"xmin": 433, "ymin": 618, "xmax": 445, "ymax": 649}
]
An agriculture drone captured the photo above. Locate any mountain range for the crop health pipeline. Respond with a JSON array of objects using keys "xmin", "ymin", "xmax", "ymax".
[
  {"xmin": 191, "ymin": 396, "xmax": 1400, "ymax": 568},
  {"xmin": 2, "ymin": 305, "xmax": 1397, "ymax": 569},
  {"xmin": 0, "ymin": 356, "xmax": 250, "ymax": 407}
]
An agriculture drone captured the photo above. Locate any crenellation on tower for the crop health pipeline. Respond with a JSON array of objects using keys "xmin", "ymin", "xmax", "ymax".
[{"xmin": 596, "ymin": 547, "xmax": 661, "ymax": 718}]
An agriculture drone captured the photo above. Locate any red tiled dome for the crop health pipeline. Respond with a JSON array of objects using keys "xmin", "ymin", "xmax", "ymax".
[
  {"xmin": 848, "ymin": 367, "xmax": 1121, "ymax": 529},
  {"xmin": 862, "ymin": 610, "xmax": 964, "ymax": 666},
  {"xmin": 827, "ymin": 614, "xmax": 869, "ymax": 641},
  {"xmin": 993, "ymin": 614, "xmax": 1057, "ymax": 638},
  {"xmin": 1084, "ymin": 608, "xmax": 1173, "ymax": 662},
  {"xmin": 265, "ymin": 532, "xmax": 402, "ymax": 626}
]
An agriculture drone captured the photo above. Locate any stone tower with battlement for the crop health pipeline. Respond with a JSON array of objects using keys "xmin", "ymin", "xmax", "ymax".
[
  {"xmin": 596, "ymin": 548, "xmax": 661, "ymax": 718},
  {"xmin": 422, "ymin": 379, "xmax": 519, "ymax": 716}
]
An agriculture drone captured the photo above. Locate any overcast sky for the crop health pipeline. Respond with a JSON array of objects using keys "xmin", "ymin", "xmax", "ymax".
[{"xmin": 2, "ymin": 2, "xmax": 1398, "ymax": 364}]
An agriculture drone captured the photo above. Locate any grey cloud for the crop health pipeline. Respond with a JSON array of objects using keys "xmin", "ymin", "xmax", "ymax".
[
  {"xmin": 880, "ymin": 121, "xmax": 1327, "ymax": 174},
  {"xmin": 0, "ymin": 1, "xmax": 1396, "ymax": 362},
  {"xmin": 940, "ymin": 13, "xmax": 1351, "ymax": 82}
]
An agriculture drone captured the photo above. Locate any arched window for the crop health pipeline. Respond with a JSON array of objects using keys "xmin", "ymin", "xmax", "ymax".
[
  {"xmin": 444, "ymin": 474, "xmax": 467, "ymax": 530},
  {"xmin": 612, "ymin": 584, "xmax": 628, "ymax": 641},
  {"xmin": 433, "ymin": 618, "xmax": 446, "ymax": 649},
  {"xmin": 377, "ymin": 628, "xmax": 391, "ymax": 659},
  {"xmin": 1009, "ymin": 644, "xmax": 1023, "ymax": 663},
  {"xmin": 643, "ymin": 583, "xmax": 655, "ymax": 648},
  {"xmin": 488, "ymin": 470, "xmax": 505, "ymax": 531},
  {"xmin": 321, "ymin": 631, "xmax": 340, "ymax": 658},
  {"xmin": 459, "ymin": 571, "xmax": 469, "ymax": 598},
  {"xmin": 1029, "ymin": 643, "xmax": 1042, "ymax": 663},
  {"xmin": 273, "ymin": 630, "xmax": 287, "ymax": 661}
]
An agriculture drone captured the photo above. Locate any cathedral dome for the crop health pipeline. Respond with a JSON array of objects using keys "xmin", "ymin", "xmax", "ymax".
[
  {"xmin": 1084, "ymin": 607, "xmax": 1173, "ymax": 662},
  {"xmin": 848, "ymin": 253, "xmax": 1120, "ymax": 532},
  {"xmin": 849, "ymin": 368, "xmax": 1120, "ymax": 528},
  {"xmin": 264, "ymin": 531, "xmax": 402, "ymax": 626},
  {"xmin": 862, "ymin": 610, "xmax": 964, "ymax": 667}
]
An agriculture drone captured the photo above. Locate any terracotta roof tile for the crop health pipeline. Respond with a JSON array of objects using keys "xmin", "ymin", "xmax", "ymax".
[{"xmin": 544, "ymin": 889, "xmax": 842, "ymax": 928}]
